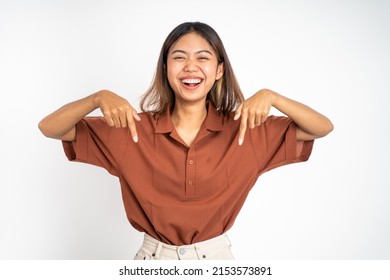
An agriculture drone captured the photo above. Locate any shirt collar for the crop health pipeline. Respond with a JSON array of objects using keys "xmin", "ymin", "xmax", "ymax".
[{"xmin": 155, "ymin": 102, "xmax": 224, "ymax": 134}]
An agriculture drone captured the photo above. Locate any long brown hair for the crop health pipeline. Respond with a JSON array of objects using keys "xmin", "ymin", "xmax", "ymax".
[{"xmin": 140, "ymin": 22, "xmax": 244, "ymax": 115}]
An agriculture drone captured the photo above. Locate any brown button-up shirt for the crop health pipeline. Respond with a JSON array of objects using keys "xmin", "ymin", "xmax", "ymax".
[{"xmin": 63, "ymin": 103, "xmax": 313, "ymax": 245}]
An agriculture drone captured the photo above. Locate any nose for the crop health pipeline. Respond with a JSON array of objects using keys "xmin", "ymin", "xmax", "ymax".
[{"xmin": 184, "ymin": 58, "xmax": 198, "ymax": 73}]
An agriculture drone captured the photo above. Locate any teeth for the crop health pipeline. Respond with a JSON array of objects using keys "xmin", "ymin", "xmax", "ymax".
[{"xmin": 182, "ymin": 79, "xmax": 201, "ymax": 84}]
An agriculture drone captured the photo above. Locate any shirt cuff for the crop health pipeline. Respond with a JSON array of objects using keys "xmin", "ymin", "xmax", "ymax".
[{"xmin": 62, "ymin": 120, "xmax": 89, "ymax": 162}]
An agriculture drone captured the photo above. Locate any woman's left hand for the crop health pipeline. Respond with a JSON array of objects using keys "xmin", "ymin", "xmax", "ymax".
[
  {"xmin": 234, "ymin": 88, "xmax": 334, "ymax": 144},
  {"xmin": 234, "ymin": 89, "xmax": 276, "ymax": 145}
]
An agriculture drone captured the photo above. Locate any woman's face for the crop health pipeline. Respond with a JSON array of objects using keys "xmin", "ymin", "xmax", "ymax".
[{"xmin": 166, "ymin": 32, "xmax": 224, "ymax": 105}]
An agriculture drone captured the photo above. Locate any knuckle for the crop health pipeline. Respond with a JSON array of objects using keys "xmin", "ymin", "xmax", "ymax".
[
  {"xmin": 256, "ymin": 108, "xmax": 263, "ymax": 115},
  {"xmin": 248, "ymin": 108, "xmax": 257, "ymax": 114}
]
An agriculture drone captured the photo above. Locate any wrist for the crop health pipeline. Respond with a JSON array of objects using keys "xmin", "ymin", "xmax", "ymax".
[
  {"xmin": 257, "ymin": 88, "xmax": 279, "ymax": 104},
  {"xmin": 92, "ymin": 90, "xmax": 107, "ymax": 108}
]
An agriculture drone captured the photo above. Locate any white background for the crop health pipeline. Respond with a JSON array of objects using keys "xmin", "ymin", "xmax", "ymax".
[{"xmin": 0, "ymin": 0, "xmax": 389, "ymax": 260}]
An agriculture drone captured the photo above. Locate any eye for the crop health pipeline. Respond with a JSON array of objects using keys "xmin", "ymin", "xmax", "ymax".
[
  {"xmin": 198, "ymin": 56, "xmax": 210, "ymax": 61},
  {"xmin": 173, "ymin": 56, "xmax": 186, "ymax": 60}
]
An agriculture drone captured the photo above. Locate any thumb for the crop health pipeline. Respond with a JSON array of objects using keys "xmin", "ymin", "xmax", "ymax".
[{"xmin": 234, "ymin": 103, "xmax": 243, "ymax": 120}]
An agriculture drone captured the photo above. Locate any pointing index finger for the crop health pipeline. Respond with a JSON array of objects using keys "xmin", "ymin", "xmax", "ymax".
[
  {"xmin": 238, "ymin": 111, "xmax": 248, "ymax": 146},
  {"xmin": 126, "ymin": 110, "xmax": 140, "ymax": 143}
]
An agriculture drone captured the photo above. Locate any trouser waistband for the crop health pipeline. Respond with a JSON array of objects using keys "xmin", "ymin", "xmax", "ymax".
[{"xmin": 136, "ymin": 233, "xmax": 233, "ymax": 260}]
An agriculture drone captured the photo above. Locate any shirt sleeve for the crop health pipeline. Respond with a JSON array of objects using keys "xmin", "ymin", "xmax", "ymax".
[
  {"xmin": 250, "ymin": 115, "xmax": 314, "ymax": 175},
  {"xmin": 62, "ymin": 117, "xmax": 130, "ymax": 177}
]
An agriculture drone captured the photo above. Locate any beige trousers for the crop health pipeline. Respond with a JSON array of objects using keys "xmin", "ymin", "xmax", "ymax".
[{"xmin": 134, "ymin": 233, "xmax": 234, "ymax": 260}]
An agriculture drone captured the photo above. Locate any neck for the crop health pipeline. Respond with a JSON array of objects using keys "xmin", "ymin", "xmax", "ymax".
[{"xmin": 171, "ymin": 101, "xmax": 207, "ymax": 129}]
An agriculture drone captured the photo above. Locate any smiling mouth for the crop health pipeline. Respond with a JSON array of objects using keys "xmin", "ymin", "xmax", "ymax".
[{"xmin": 181, "ymin": 78, "xmax": 203, "ymax": 88}]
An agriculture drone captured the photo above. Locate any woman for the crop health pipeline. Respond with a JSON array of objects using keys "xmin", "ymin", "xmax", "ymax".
[{"xmin": 38, "ymin": 22, "xmax": 333, "ymax": 260}]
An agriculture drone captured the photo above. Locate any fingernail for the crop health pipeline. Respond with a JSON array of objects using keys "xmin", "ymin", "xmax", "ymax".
[
  {"xmin": 238, "ymin": 138, "xmax": 243, "ymax": 146},
  {"xmin": 234, "ymin": 114, "xmax": 239, "ymax": 120},
  {"xmin": 133, "ymin": 136, "xmax": 138, "ymax": 143}
]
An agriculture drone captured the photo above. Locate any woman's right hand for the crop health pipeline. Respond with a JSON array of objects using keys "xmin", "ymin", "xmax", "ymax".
[
  {"xmin": 38, "ymin": 90, "xmax": 141, "ymax": 142},
  {"xmin": 95, "ymin": 90, "xmax": 141, "ymax": 142}
]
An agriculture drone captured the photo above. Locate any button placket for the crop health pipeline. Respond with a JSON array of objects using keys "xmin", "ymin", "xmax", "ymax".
[{"xmin": 185, "ymin": 148, "xmax": 197, "ymax": 197}]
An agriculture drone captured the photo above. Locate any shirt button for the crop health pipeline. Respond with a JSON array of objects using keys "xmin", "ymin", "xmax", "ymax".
[
  {"xmin": 188, "ymin": 180, "xmax": 193, "ymax": 185},
  {"xmin": 189, "ymin": 160, "xmax": 194, "ymax": 165}
]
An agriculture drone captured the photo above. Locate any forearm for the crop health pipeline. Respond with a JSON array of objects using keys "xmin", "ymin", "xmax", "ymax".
[
  {"xmin": 38, "ymin": 92, "xmax": 100, "ymax": 140},
  {"xmin": 269, "ymin": 89, "xmax": 334, "ymax": 139}
]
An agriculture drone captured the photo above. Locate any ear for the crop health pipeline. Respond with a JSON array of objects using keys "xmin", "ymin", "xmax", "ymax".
[{"xmin": 216, "ymin": 62, "xmax": 224, "ymax": 80}]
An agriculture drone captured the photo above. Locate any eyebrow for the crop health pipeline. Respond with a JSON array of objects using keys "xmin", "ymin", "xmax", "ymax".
[{"xmin": 171, "ymin": 49, "xmax": 213, "ymax": 56}]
